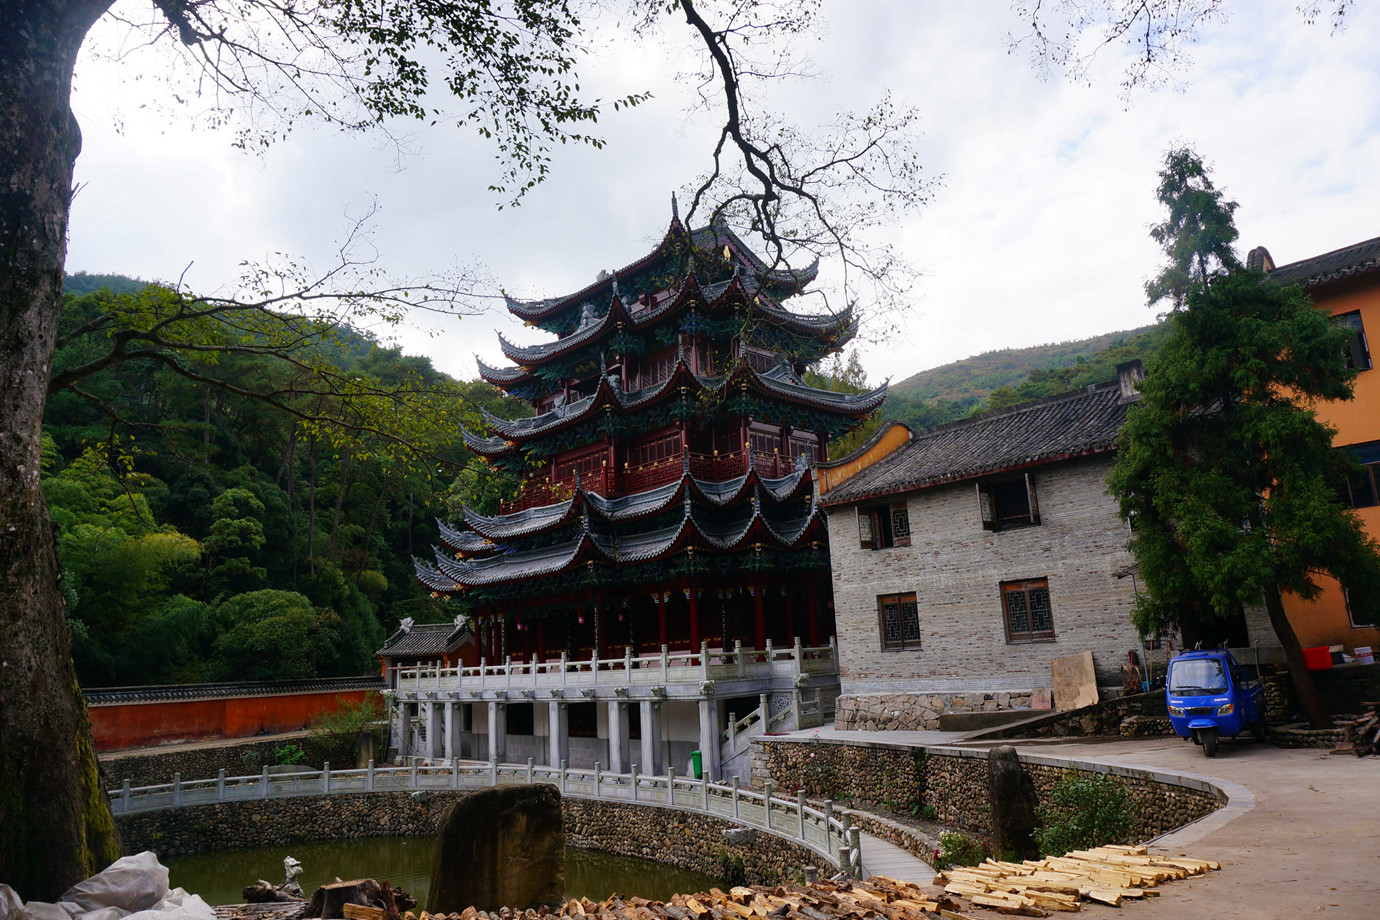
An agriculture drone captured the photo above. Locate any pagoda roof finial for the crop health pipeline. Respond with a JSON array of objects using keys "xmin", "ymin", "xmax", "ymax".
[{"xmin": 671, "ymin": 192, "xmax": 679, "ymax": 221}]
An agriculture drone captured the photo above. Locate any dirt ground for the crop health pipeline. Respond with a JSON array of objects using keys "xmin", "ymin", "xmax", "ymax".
[{"xmin": 968, "ymin": 736, "xmax": 1379, "ymax": 919}]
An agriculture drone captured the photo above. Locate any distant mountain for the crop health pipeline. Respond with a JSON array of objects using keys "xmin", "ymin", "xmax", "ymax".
[
  {"xmin": 64, "ymin": 271, "xmax": 152, "ymax": 296},
  {"xmin": 879, "ymin": 323, "xmax": 1169, "ymax": 431}
]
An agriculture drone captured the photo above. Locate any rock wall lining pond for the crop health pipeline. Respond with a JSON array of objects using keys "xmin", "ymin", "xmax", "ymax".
[
  {"xmin": 753, "ymin": 738, "xmax": 1222, "ymax": 843},
  {"xmin": 114, "ymin": 792, "xmax": 820, "ymax": 886}
]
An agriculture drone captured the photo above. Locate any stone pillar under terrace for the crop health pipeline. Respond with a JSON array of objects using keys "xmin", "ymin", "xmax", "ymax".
[
  {"xmin": 607, "ymin": 700, "xmax": 629, "ymax": 774},
  {"xmin": 639, "ymin": 700, "xmax": 663, "ymax": 775},
  {"xmin": 698, "ymin": 698, "xmax": 721, "ymax": 781},
  {"xmin": 488, "ymin": 701, "xmax": 507, "ymax": 763},
  {"xmin": 548, "ymin": 701, "xmax": 569, "ymax": 767}
]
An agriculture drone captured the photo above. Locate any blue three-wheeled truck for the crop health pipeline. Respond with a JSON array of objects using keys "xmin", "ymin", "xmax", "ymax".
[{"xmin": 1165, "ymin": 648, "xmax": 1268, "ymax": 757}]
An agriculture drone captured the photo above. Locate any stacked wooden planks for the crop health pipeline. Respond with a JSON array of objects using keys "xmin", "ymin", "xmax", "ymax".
[
  {"xmin": 935, "ymin": 844, "xmax": 1219, "ymax": 913},
  {"xmin": 392, "ymin": 847, "xmax": 1217, "ymax": 920}
]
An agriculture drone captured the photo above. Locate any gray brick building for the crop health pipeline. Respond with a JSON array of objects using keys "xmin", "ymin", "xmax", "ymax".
[{"xmin": 817, "ymin": 363, "xmax": 1149, "ymax": 730}]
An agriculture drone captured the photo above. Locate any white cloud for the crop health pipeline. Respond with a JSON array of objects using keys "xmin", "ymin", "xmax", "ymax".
[{"xmin": 65, "ymin": 0, "xmax": 1380, "ymax": 387}]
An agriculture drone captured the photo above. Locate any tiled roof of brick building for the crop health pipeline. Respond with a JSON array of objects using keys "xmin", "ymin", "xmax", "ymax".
[
  {"xmin": 1267, "ymin": 234, "xmax": 1380, "ymax": 288},
  {"xmin": 820, "ymin": 379, "xmax": 1131, "ymax": 506},
  {"xmin": 377, "ymin": 622, "xmax": 471, "ymax": 658}
]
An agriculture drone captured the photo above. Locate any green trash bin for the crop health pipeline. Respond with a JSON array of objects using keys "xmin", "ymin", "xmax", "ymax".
[{"xmin": 690, "ymin": 750, "xmax": 703, "ymax": 779}]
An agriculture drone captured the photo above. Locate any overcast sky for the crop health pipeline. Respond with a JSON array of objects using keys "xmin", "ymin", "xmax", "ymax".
[{"xmin": 65, "ymin": 1, "xmax": 1380, "ymax": 387}]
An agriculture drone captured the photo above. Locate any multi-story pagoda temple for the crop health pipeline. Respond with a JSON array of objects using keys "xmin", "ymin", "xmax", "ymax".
[{"xmin": 395, "ymin": 204, "xmax": 884, "ymax": 780}]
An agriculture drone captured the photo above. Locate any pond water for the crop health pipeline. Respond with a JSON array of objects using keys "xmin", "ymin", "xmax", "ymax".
[{"xmin": 165, "ymin": 838, "xmax": 722, "ymax": 908}]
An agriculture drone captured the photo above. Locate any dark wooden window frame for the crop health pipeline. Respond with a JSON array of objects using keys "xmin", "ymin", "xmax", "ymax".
[
  {"xmin": 1335, "ymin": 311, "xmax": 1372, "ymax": 371},
  {"xmin": 877, "ymin": 591, "xmax": 922, "ymax": 650},
  {"xmin": 858, "ymin": 501, "xmax": 911, "ymax": 549},
  {"xmin": 978, "ymin": 474, "xmax": 1041, "ymax": 531},
  {"xmin": 1001, "ymin": 578, "xmax": 1056, "ymax": 643}
]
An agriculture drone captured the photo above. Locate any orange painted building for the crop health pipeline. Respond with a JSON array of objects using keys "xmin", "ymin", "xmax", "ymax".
[
  {"xmin": 84, "ymin": 677, "xmax": 381, "ymax": 752},
  {"xmin": 1255, "ymin": 236, "xmax": 1380, "ymax": 655}
]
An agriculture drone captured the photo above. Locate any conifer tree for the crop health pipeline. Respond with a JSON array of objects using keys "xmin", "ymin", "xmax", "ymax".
[{"xmin": 1109, "ymin": 147, "xmax": 1380, "ymax": 729}]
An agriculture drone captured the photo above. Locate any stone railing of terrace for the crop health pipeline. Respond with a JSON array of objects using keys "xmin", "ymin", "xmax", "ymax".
[
  {"xmin": 393, "ymin": 639, "xmax": 839, "ymax": 702},
  {"xmin": 107, "ymin": 759, "xmax": 862, "ymax": 877}
]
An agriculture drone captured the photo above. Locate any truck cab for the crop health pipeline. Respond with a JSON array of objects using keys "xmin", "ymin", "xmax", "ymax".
[{"xmin": 1165, "ymin": 649, "xmax": 1267, "ymax": 757}]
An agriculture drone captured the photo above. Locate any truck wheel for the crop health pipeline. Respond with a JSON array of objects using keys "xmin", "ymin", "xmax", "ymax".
[{"xmin": 1201, "ymin": 729, "xmax": 1219, "ymax": 758}]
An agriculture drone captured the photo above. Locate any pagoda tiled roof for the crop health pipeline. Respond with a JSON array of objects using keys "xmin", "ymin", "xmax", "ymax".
[
  {"xmin": 820, "ymin": 379, "xmax": 1131, "ymax": 507},
  {"xmin": 493, "ymin": 272, "xmax": 852, "ymax": 374},
  {"xmin": 461, "ymin": 428, "xmax": 512, "ymax": 457},
  {"xmin": 502, "ymin": 214, "xmax": 820, "ymax": 328},
  {"xmin": 475, "ymin": 358, "xmax": 884, "ymax": 451},
  {"xmin": 1267, "ymin": 234, "xmax": 1380, "ymax": 288},
  {"xmin": 446, "ymin": 464, "xmax": 812, "ymax": 546},
  {"xmin": 437, "ymin": 519, "xmax": 494, "ymax": 553},
  {"xmin": 377, "ymin": 621, "xmax": 472, "ymax": 658},
  {"xmin": 416, "ymin": 489, "xmax": 824, "ymax": 591}
]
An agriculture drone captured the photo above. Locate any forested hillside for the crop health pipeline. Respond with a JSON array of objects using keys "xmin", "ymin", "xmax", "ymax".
[
  {"xmin": 879, "ymin": 323, "xmax": 1170, "ymax": 430},
  {"xmin": 47, "ymin": 276, "xmax": 528, "ymax": 687},
  {"xmin": 45, "ymin": 275, "xmax": 1167, "ymax": 686}
]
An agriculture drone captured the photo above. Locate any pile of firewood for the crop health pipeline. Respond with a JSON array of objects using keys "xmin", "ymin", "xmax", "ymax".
[
  {"xmin": 934, "ymin": 844, "xmax": 1219, "ymax": 913},
  {"xmin": 1331, "ymin": 703, "xmax": 1380, "ymax": 757},
  {"xmin": 403, "ymin": 846, "xmax": 1217, "ymax": 920}
]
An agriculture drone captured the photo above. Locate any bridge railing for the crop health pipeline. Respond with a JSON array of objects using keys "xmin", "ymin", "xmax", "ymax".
[{"xmin": 107, "ymin": 760, "xmax": 858, "ymax": 876}]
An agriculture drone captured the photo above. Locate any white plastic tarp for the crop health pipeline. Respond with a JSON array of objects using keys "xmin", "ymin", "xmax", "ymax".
[{"xmin": 0, "ymin": 853, "xmax": 213, "ymax": 920}]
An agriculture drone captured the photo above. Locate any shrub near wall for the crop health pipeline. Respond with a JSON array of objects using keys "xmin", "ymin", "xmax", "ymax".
[
  {"xmin": 755, "ymin": 739, "xmax": 1222, "ymax": 844},
  {"xmin": 115, "ymin": 793, "xmax": 821, "ymax": 886}
]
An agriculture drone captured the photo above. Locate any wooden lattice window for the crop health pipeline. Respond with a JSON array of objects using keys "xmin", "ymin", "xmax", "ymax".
[
  {"xmin": 788, "ymin": 434, "xmax": 818, "ymax": 461},
  {"xmin": 629, "ymin": 433, "xmax": 682, "ymax": 468},
  {"xmin": 1002, "ymin": 579, "xmax": 1055, "ymax": 642},
  {"xmin": 638, "ymin": 351, "xmax": 679, "ymax": 389},
  {"xmin": 878, "ymin": 592, "xmax": 922, "ymax": 650},
  {"xmin": 858, "ymin": 502, "xmax": 910, "ymax": 549}
]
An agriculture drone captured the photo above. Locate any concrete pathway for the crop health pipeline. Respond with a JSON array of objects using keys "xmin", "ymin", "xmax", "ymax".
[
  {"xmin": 789, "ymin": 728, "xmax": 1379, "ymax": 919},
  {"xmin": 854, "ymin": 833, "xmax": 935, "ymax": 886}
]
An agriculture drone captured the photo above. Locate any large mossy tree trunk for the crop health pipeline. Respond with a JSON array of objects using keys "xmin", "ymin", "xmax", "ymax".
[{"xmin": 0, "ymin": 0, "xmax": 123, "ymax": 899}]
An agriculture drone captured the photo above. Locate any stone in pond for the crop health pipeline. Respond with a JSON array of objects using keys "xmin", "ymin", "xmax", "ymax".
[
  {"xmin": 427, "ymin": 783, "xmax": 565, "ymax": 913},
  {"xmin": 987, "ymin": 745, "xmax": 1039, "ymax": 861}
]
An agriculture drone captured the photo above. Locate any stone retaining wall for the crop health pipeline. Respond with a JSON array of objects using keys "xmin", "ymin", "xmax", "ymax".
[
  {"xmin": 966, "ymin": 691, "xmax": 1173, "ymax": 741},
  {"xmin": 834, "ymin": 692, "xmax": 1034, "ymax": 732},
  {"xmin": 101, "ymin": 733, "xmax": 368, "ymax": 788},
  {"xmin": 753, "ymin": 738, "xmax": 1221, "ymax": 844},
  {"xmin": 750, "ymin": 738, "xmax": 926, "ymax": 812},
  {"xmin": 114, "ymin": 792, "xmax": 822, "ymax": 886}
]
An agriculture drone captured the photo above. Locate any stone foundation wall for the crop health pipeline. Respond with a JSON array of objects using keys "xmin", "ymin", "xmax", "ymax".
[
  {"xmin": 834, "ymin": 692, "xmax": 1034, "ymax": 731},
  {"xmin": 753, "ymin": 738, "xmax": 1222, "ymax": 844},
  {"xmin": 115, "ymin": 792, "xmax": 824, "ymax": 885},
  {"xmin": 563, "ymin": 799, "xmax": 818, "ymax": 884},
  {"xmin": 750, "ymin": 737, "xmax": 926, "ymax": 811},
  {"xmin": 101, "ymin": 733, "xmax": 371, "ymax": 788}
]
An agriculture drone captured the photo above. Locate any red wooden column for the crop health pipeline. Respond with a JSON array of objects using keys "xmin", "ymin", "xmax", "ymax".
[
  {"xmin": 785, "ymin": 582, "xmax": 798, "ymax": 645},
  {"xmin": 657, "ymin": 591, "xmax": 668, "ymax": 647},
  {"xmin": 688, "ymin": 580, "xmax": 701, "ymax": 650},
  {"xmin": 753, "ymin": 577, "xmax": 766, "ymax": 650},
  {"xmin": 806, "ymin": 579, "xmax": 821, "ymax": 647},
  {"xmin": 537, "ymin": 618, "xmax": 546, "ymax": 662}
]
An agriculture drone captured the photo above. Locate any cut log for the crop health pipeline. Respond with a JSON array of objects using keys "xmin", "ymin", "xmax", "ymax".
[{"xmin": 306, "ymin": 880, "xmax": 384, "ymax": 920}]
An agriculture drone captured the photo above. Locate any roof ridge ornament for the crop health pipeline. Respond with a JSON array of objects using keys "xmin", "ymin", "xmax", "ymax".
[{"xmin": 671, "ymin": 191, "xmax": 679, "ymax": 221}]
